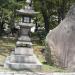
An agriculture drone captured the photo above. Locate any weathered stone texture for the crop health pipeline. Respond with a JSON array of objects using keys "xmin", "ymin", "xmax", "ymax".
[{"xmin": 46, "ymin": 5, "xmax": 75, "ymax": 71}]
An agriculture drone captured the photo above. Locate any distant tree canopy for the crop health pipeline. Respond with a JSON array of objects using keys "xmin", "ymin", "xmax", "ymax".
[
  {"xmin": 0, "ymin": 0, "xmax": 25, "ymax": 36},
  {"xmin": 33, "ymin": 0, "xmax": 75, "ymax": 34},
  {"xmin": 0, "ymin": 0, "xmax": 75, "ymax": 36}
]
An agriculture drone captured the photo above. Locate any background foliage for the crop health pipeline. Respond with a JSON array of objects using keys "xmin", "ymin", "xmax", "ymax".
[{"xmin": 0, "ymin": 0, "xmax": 75, "ymax": 36}]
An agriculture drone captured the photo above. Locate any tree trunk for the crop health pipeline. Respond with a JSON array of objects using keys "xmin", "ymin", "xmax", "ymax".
[
  {"xmin": 39, "ymin": 0, "xmax": 50, "ymax": 34},
  {"xmin": 0, "ymin": 8, "xmax": 4, "ymax": 36},
  {"xmin": 57, "ymin": 0, "xmax": 67, "ymax": 23}
]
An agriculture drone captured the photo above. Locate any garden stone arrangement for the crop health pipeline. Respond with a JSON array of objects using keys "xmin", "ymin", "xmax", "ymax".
[
  {"xmin": 46, "ymin": 4, "xmax": 75, "ymax": 71},
  {"xmin": 5, "ymin": 0, "xmax": 42, "ymax": 70}
]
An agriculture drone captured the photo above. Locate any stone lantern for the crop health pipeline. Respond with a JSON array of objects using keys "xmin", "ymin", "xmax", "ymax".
[{"xmin": 5, "ymin": 0, "xmax": 42, "ymax": 70}]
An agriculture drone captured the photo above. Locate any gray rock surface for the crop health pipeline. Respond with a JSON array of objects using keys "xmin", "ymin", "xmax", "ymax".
[{"xmin": 46, "ymin": 4, "xmax": 75, "ymax": 71}]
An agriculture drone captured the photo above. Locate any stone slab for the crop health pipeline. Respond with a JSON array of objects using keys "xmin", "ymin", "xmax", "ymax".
[
  {"xmin": 8, "ymin": 63, "xmax": 42, "ymax": 70},
  {"xmin": 0, "ymin": 73, "xmax": 12, "ymax": 75},
  {"xmin": 8, "ymin": 55, "xmax": 37, "ymax": 63},
  {"xmin": 5, "ymin": 54, "xmax": 42, "ymax": 70},
  {"xmin": 0, "ymin": 72, "xmax": 75, "ymax": 75},
  {"xmin": 18, "ymin": 22, "xmax": 35, "ymax": 28},
  {"xmin": 16, "ymin": 41, "xmax": 32, "ymax": 48},
  {"xmin": 18, "ymin": 36, "xmax": 31, "ymax": 42},
  {"xmin": 15, "ymin": 47, "xmax": 33, "ymax": 55}
]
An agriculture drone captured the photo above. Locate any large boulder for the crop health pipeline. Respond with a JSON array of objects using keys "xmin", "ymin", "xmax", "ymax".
[{"xmin": 46, "ymin": 5, "xmax": 75, "ymax": 71}]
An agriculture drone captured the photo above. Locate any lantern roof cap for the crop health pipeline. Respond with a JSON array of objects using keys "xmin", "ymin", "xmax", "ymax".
[
  {"xmin": 16, "ymin": 2, "xmax": 39, "ymax": 16},
  {"xmin": 16, "ymin": 7, "xmax": 39, "ymax": 16}
]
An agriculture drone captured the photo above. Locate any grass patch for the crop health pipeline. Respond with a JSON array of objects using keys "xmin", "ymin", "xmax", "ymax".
[{"xmin": 0, "ymin": 37, "xmax": 16, "ymax": 67}]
